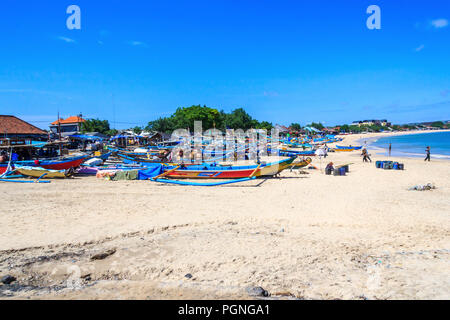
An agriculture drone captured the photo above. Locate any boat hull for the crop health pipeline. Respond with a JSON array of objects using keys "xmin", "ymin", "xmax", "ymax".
[
  {"xmin": 16, "ymin": 167, "xmax": 68, "ymax": 179},
  {"xmin": 164, "ymin": 157, "xmax": 295, "ymax": 179},
  {"xmin": 15, "ymin": 156, "xmax": 88, "ymax": 170},
  {"xmin": 290, "ymin": 157, "xmax": 312, "ymax": 169},
  {"xmin": 0, "ymin": 164, "xmax": 14, "ymax": 175}
]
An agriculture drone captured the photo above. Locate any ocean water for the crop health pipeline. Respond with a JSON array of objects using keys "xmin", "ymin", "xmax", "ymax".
[{"xmin": 367, "ymin": 131, "xmax": 450, "ymax": 160}]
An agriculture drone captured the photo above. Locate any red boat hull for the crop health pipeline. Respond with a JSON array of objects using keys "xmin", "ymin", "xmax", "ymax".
[
  {"xmin": 166, "ymin": 168, "xmax": 256, "ymax": 179},
  {"xmin": 39, "ymin": 157, "xmax": 87, "ymax": 170},
  {"xmin": 0, "ymin": 165, "xmax": 10, "ymax": 175}
]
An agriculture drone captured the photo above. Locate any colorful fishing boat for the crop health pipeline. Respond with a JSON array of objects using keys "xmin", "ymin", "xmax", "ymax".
[
  {"xmin": 335, "ymin": 145, "xmax": 362, "ymax": 150},
  {"xmin": 332, "ymin": 148, "xmax": 355, "ymax": 152},
  {"xmin": 290, "ymin": 157, "xmax": 312, "ymax": 169},
  {"xmin": 277, "ymin": 149, "xmax": 316, "ymax": 157},
  {"xmin": 15, "ymin": 166, "xmax": 74, "ymax": 179},
  {"xmin": 14, "ymin": 155, "xmax": 88, "ymax": 170},
  {"xmin": 0, "ymin": 164, "xmax": 14, "ymax": 175},
  {"xmin": 83, "ymin": 152, "xmax": 112, "ymax": 163},
  {"xmin": 162, "ymin": 157, "xmax": 296, "ymax": 179}
]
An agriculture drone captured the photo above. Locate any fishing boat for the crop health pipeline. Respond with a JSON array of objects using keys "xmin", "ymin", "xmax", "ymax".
[
  {"xmin": 290, "ymin": 157, "xmax": 312, "ymax": 169},
  {"xmin": 83, "ymin": 151, "xmax": 112, "ymax": 163},
  {"xmin": 14, "ymin": 155, "xmax": 88, "ymax": 170},
  {"xmin": 15, "ymin": 166, "xmax": 74, "ymax": 178},
  {"xmin": 277, "ymin": 149, "xmax": 316, "ymax": 157},
  {"xmin": 335, "ymin": 145, "xmax": 362, "ymax": 150},
  {"xmin": 0, "ymin": 164, "xmax": 14, "ymax": 175},
  {"xmin": 332, "ymin": 148, "xmax": 355, "ymax": 152},
  {"xmin": 116, "ymin": 152, "xmax": 171, "ymax": 164},
  {"xmin": 161, "ymin": 157, "xmax": 296, "ymax": 179},
  {"xmin": 77, "ymin": 164, "xmax": 148, "ymax": 175}
]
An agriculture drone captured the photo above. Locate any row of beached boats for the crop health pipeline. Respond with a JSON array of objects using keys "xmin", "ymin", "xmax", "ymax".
[{"xmin": 1, "ymin": 135, "xmax": 360, "ymax": 185}]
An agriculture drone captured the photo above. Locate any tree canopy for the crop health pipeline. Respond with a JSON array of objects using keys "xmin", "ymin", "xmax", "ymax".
[
  {"xmin": 81, "ymin": 119, "xmax": 111, "ymax": 134},
  {"xmin": 289, "ymin": 123, "xmax": 302, "ymax": 131},
  {"xmin": 145, "ymin": 105, "xmax": 274, "ymax": 133}
]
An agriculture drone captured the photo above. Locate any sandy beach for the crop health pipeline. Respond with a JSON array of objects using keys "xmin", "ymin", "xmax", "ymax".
[{"xmin": 0, "ymin": 131, "xmax": 449, "ymax": 300}]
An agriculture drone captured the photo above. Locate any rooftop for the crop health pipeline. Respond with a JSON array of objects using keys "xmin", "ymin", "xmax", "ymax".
[
  {"xmin": 0, "ymin": 115, "xmax": 47, "ymax": 135},
  {"xmin": 51, "ymin": 116, "xmax": 86, "ymax": 125}
]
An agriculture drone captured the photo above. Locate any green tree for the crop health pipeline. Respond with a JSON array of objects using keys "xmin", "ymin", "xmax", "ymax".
[
  {"xmin": 105, "ymin": 129, "xmax": 118, "ymax": 136},
  {"xmin": 431, "ymin": 121, "xmax": 444, "ymax": 128},
  {"xmin": 340, "ymin": 124, "xmax": 350, "ymax": 132},
  {"xmin": 171, "ymin": 105, "xmax": 224, "ymax": 131},
  {"xmin": 132, "ymin": 126, "xmax": 143, "ymax": 134},
  {"xmin": 256, "ymin": 121, "xmax": 273, "ymax": 131},
  {"xmin": 81, "ymin": 119, "xmax": 110, "ymax": 134},
  {"xmin": 348, "ymin": 125, "xmax": 362, "ymax": 133},
  {"xmin": 289, "ymin": 123, "xmax": 302, "ymax": 131},
  {"xmin": 145, "ymin": 117, "xmax": 175, "ymax": 133},
  {"xmin": 224, "ymin": 108, "xmax": 254, "ymax": 130}
]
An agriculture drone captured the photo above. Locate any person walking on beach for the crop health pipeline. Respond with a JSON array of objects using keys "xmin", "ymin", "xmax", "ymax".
[
  {"xmin": 389, "ymin": 143, "xmax": 392, "ymax": 157},
  {"xmin": 424, "ymin": 146, "xmax": 431, "ymax": 162},
  {"xmin": 362, "ymin": 148, "xmax": 372, "ymax": 163}
]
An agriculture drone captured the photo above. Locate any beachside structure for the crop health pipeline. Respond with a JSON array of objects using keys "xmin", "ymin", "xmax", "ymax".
[
  {"xmin": 352, "ymin": 119, "xmax": 391, "ymax": 127},
  {"xmin": 0, "ymin": 115, "xmax": 48, "ymax": 142},
  {"xmin": 50, "ymin": 115, "xmax": 86, "ymax": 137}
]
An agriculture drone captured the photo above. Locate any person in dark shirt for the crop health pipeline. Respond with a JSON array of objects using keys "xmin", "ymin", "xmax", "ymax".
[
  {"xmin": 362, "ymin": 148, "xmax": 372, "ymax": 163},
  {"xmin": 424, "ymin": 146, "xmax": 431, "ymax": 161}
]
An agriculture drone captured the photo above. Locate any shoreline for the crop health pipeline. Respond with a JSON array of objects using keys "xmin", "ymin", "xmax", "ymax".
[{"xmin": 338, "ymin": 129, "xmax": 450, "ymax": 161}]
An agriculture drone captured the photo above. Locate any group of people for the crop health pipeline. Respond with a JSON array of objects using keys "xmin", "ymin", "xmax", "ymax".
[{"xmin": 361, "ymin": 144, "xmax": 431, "ymax": 162}]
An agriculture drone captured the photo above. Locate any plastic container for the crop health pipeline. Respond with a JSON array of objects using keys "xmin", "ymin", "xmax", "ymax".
[
  {"xmin": 383, "ymin": 161, "xmax": 393, "ymax": 169},
  {"xmin": 376, "ymin": 161, "xmax": 382, "ymax": 168},
  {"xmin": 339, "ymin": 167, "xmax": 346, "ymax": 176}
]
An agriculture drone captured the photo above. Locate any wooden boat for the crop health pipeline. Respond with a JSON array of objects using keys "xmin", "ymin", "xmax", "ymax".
[
  {"xmin": 162, "ymin": 157, "xmax": 296, "ymax": 179},
  {"xmin": 277, "ymin": 149, "xmax": 316, "ymax": 157},
  {"xmin": 14, "ymin": 155, "xmax": 88, "ymax": 170},
  {"xmin": 332, "ymin": 148, "xmax": 354, "ymax": 152},
  {"xmin": 16, "ymin": 166, "xmax": 74, "ymax": 179},
  {"xmin": 116, "ymin": 152, "xmax": 171, "ymax": 164},
  {"xmin": 0, "ymin": 164, "xmax": 14, "ymax": 175},
  {"xmin": 77, "ymin": 164, "xmax": 147, "ymax": 175},
  {"xmin": 290, "ymin": 157, "xmax": 312, "ymax": 169},
  {"xmin": 335, "ymin": 145, "xmax": 362, "ymax": 150},
  {"xmin": 83, "ymin": 152, "xmax": 112, "ymax": 163}
]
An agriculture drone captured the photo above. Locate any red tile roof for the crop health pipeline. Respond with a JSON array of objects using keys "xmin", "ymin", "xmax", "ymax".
[
  {"xmin": 0, "ymin": 115, "xmax": 47, "ymax": 135},
  {"xmin": 51, "ymin": 116, "xmax": 86, "ymax": 125}
]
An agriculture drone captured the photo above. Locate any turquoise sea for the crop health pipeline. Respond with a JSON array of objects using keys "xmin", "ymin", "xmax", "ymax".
[{"xmin": 366, "ymin": 131, "xmax": 450, "ymax": 160}]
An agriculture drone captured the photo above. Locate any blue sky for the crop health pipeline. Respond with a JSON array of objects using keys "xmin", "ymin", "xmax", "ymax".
[{"xmin": 0, "ymin": 0, "xmax": 449, "ymax": 129}]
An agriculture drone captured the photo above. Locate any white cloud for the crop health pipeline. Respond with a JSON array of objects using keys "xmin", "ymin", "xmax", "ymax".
[
  {"xmin": 57, "ymin": 36, "xmax": 76, "ymax": 43},
  {"xmin": 415, "ymin": 44, "xmax": 425, "ymax": 52},
  {"xmin": 430, "ymin": 18, "xmax": 448, "ymax": 28}
]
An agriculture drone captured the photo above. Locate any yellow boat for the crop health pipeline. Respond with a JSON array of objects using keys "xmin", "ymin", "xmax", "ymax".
[
  {"xmin": 332, "ymin": 148, "xmax": 354, "ymax": 152},
  {"xmin": 16, "ymin": 166, "xmax": 73, "ymax": 179},
  {"xmin": 290, "ymin": 157, "xmax": 312, "ymax": 169}
]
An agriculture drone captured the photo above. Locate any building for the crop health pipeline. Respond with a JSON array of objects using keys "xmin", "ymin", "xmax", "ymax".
[
  {"xmin": 50, "ymin": 115, "xmax": 86, "ymax": 137},
  {"xmin": 0, "ymin": 115, "xmax": 48, "ymax": 141},
  {"xmin": 352, "ymin": 119, "xmax": 391, "ymax": 127}
]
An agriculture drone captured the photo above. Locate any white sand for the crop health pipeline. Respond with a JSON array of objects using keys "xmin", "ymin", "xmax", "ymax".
[{"xmin": 0, "ymin": 131, "xmax": 449, "ymax": 299}]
